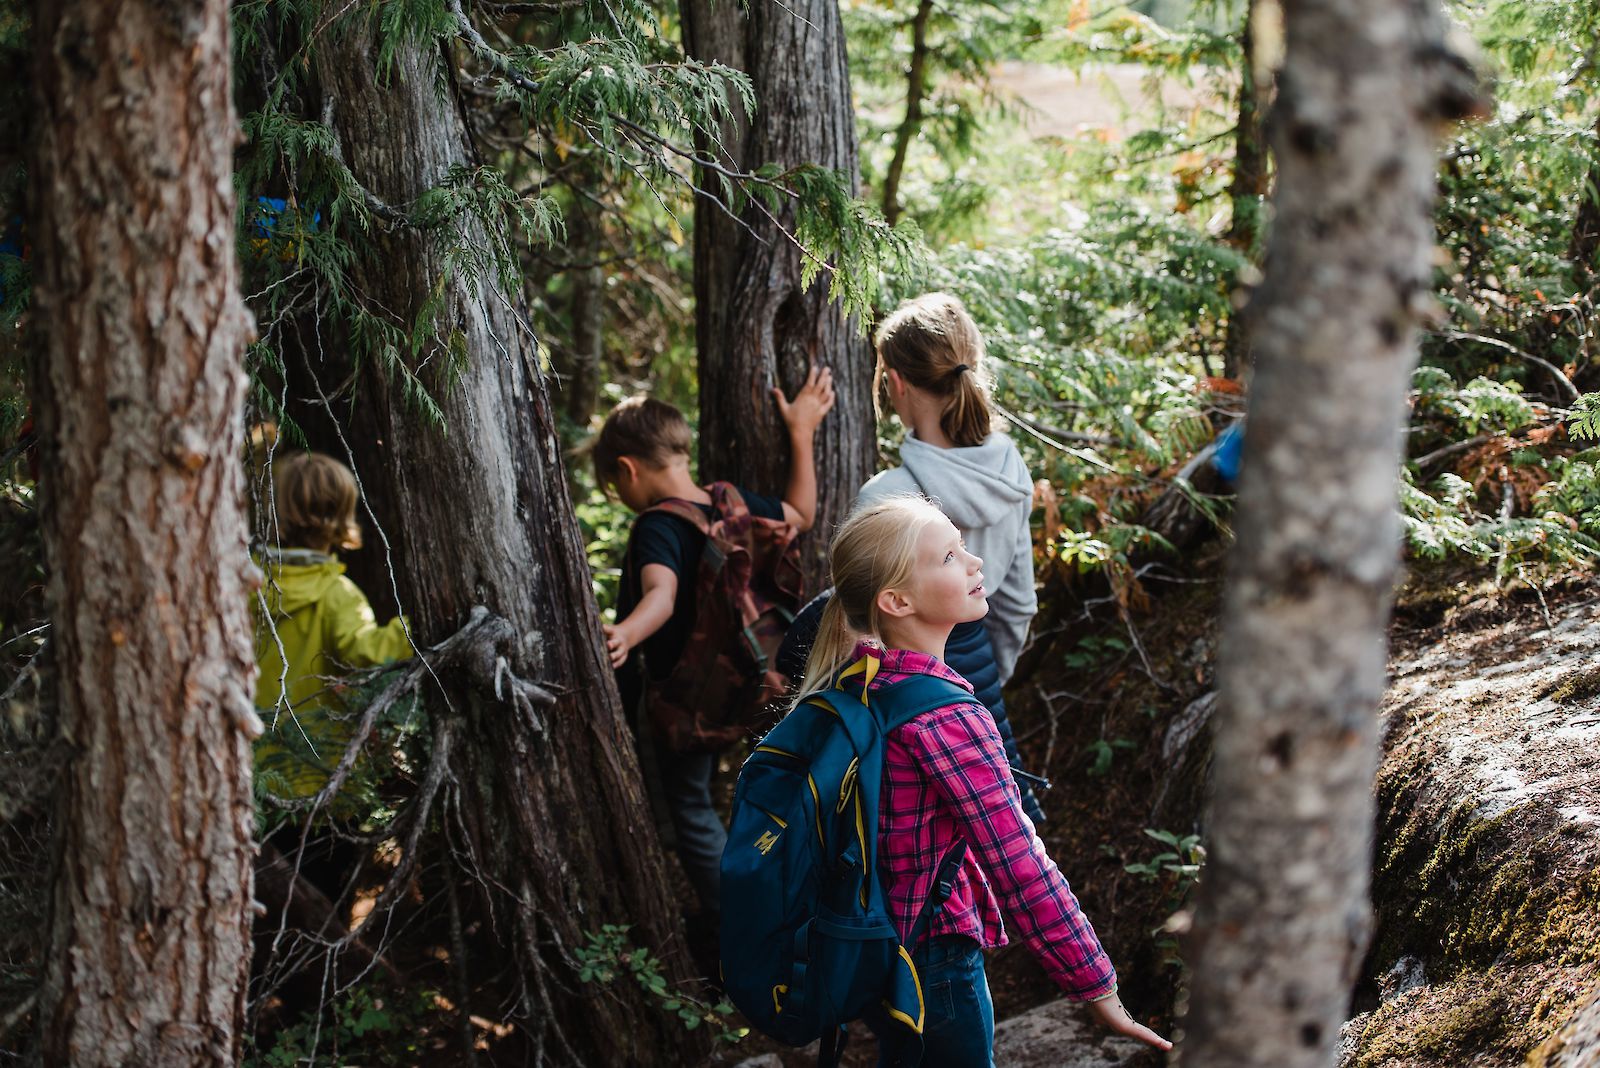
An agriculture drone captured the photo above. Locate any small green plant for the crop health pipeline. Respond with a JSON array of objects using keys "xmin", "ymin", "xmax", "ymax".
[
  {"xmin": 1566, "ymin": 394, "xmax": 1600, "ymax": 442},
  {"xmin": 1400, "ymin": 468, "xmax": 1599, "ymax": 578},
  {"xmin": 1124, "ymin": 828, "xmax": 1205, "ymax": 887},
  {"xmin": 1536, "ymin": 455, "xmax": 1600, "ymax": 536},
  {"xmin": 574, "ymin": 483, "xmax": 634, "ymax": 614},
  {"xmin": 1052, "ymin": 524, "xmax": 1174, "ymax": 576},
  {"xmin": 1412, "ymin": 370, "xmax": 1536, "ymax": 436},
  {"xmin": 1123, "ymin": 828, "xmax": 1206, "ymax": 973},
  {"xmin": 1062, "ymin": 634, "xmax": 1129, "ymax": 673},
  {"xmin": 244, "ymin": 984, "xmax": 434, "ymax": 1067},
  {"xmin": 1084, "ymin": 735, "xmax": 1137, "ymax": 777},
  {"xmin": 574, "ymin": 924, "xmax": 748, "ymax": 1044}
]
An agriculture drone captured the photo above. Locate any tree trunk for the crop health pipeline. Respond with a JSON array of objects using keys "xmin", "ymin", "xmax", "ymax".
[
  {"xmin": 1221, "ymin": 0, "xmax": 1271, "ymax": 381},
  {"xmin": 29, "ymin": 0, "xmax": 258, "ymax": 1062},
  {"xmin": 682, "ymin": 0, "xmax": 750, "ymax": 480},
  {"xmin": 311, "ymin": 20, "xmax": 701, "ymax": 1065},
  {"xmin": 683, "ymin": 0, "xmax": 874, "ymax": 589},
  {"xmin": 555, "ymin": 190, "xmax": 604, "ymax": 428},
  {"xmin": 1176, "ymin": 1, "xmax": 1481, "ymax": 1064},
  {"xmin": 881, "ymin": 0, "xmax": 936, "ymax": 228}
]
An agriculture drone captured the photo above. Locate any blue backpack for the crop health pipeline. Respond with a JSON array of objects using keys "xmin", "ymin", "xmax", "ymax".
[{"xmin": 720, "ymin": 654, "xmax": 971, "ymax": 1065}]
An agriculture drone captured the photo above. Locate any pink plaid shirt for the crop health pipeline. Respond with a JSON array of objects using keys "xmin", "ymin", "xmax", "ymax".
[{"xmin": 863, "ymin": 642, "xmax": 1118, "ymax": 1001}]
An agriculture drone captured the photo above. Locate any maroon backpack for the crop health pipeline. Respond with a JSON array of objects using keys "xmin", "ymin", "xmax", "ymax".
[{"xmin": 631, "ymin": 483, "xmax": 803, "ymax": 752}]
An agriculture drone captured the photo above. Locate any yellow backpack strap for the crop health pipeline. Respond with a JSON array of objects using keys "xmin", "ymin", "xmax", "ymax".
[{"xmin": 835, "ymin": 653, "xmax": 880, "ymax": 705}]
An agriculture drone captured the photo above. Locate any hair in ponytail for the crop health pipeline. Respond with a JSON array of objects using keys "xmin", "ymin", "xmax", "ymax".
[
  {"xmin": 793, "ymin": 495, "xmax": 949, "ymax": 702},
  {"xmin": 873, "ymin": 293, "xmax": 994, "ymax": 448}
]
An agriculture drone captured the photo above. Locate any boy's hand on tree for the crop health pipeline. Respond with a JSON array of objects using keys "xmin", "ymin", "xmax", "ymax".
[
  {"xmin": 1086, "ymin": 993, "xmax": 1172, "ymax": 1052},
  {"xmin": 602, "ymin": 623, "xmax": 631, "ymax": 668},
  {"xmin": 772, "ymin": 365, "xmax": 836, "ymax": 436}
]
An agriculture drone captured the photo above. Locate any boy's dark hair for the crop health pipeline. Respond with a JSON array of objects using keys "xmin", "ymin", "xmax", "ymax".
[{"xmin": 590, "ymin": 396, "xmax": 693, "ymax": 489}]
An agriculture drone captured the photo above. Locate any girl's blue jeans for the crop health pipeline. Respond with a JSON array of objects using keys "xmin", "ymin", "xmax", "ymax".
[{"xmin": 872, "ymin": 934, "xmax": 995, "ymax": 1068}]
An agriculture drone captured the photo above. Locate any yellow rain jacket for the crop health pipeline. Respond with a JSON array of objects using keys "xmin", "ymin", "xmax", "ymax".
[{"xmin": 253, "ymin": 549, "xmax": 414, "ymax": 798}]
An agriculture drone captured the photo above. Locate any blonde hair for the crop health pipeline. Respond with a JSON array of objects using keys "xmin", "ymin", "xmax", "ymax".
[
  {"xmin": 873, "ymin": 293, "xmax": 994, "ymax": 448},
  {"xmin": 586, "ymin": 395, "xmax": 693, "ymax": 492},
  {"xmin": 794, "ymin": 496, "xmax": 950, "ymax": 701},
  {"xmin": 272, "ymin": 452, "xmax": 362, "ymax": 552}
]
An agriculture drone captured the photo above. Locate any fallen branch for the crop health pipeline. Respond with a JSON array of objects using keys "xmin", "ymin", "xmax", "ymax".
[
  {"xmin": 1432, "ymin": 329, "xmax": 1581, "ymax": 403},
  {"xmin": 264, "ymin": 606, "xmax": 557, "ymax": 815}
]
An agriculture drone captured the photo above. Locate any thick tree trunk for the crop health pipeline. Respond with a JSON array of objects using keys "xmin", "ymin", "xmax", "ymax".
[
  {"xmin": 312, "ymin": 20, "xmax": 700, "ymax": 1065},
  {"xmin": 29, "ymin": 0, "xmax": 258, "ymax": 1062},
  {"xmin": 683, "ymin": 0, "xmax": 874, "ymax": 588},
  {"xmin": 1177, "ymin": 1, "xmax": 1480, "ymax": 1064},
  {"xmin": 1221, "ymin": 0, "xmax": 1270, "ymax": 381}
]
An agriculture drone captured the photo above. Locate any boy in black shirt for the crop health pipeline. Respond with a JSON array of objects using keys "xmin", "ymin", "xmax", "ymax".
[{"xmin": 592, "ymin": 370, "xmax": 834, "ymax": 915}]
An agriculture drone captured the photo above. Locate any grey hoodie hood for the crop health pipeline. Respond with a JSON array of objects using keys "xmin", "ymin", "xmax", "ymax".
[
  {"xmin": 853, "ymin": 430, "xmax": 1039, "ymax": 682},
  {"xmin": 898, "ymin": 432, "xmax": 1033, "ymax": 530}
]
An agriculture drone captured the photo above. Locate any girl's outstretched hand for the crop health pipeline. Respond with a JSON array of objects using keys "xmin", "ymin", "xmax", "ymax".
[{"xmin": 1086, "ymin": 993, "xmax": 1173, "ymax": 1052}]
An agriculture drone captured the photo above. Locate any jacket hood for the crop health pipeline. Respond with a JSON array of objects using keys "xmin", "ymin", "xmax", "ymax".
[
  {"xmin": 256, "ymin": 548, "xmax": 346, "ymax": 617},
  {"xmin": 899, "ymin": 432, "xmax": 1033, "ymax": 530}
]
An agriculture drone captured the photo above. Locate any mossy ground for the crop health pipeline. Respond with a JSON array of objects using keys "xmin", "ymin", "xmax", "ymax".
[{"xmin": 1345, "ymin": 568, "xmax": 1600, "ymax": 1067}]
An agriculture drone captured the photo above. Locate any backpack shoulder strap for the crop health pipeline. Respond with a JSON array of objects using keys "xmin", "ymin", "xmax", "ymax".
[
  {"xmin": 872, "ymin": 674, "xmax": 975, "ymax": 733},
  {"xmin": 795, "ymin": 686, "xmax": 877, "ymax": 758},
  {"xmin": 642, "ymin": 495, "xmax": 712, "ymax": 535},
  {"xmin": 707, "ymin": 481, "xmax": 750, "ymax": 522}
]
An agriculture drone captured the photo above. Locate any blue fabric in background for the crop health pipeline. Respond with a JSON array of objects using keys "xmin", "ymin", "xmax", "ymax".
[
  {"xmin": 1211, "ymin": 421, "xmax": 1245, "ymax": 484},
  {"xmin": 0, "ymin": 215, "xmax": 23, "ymax": 309},
  {"xmin": 249, "ymin": 197, "xmax": 322, "ymax": 261}
]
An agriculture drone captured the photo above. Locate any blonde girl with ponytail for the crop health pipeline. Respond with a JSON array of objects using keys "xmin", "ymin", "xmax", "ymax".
[
  {"xmin": 800, "ymin": 496, "xmax": 1169, "ymax": 1066},
  {"xmin": 856, "ymin": 292, "xmax": 1048, "ymax": 823}
]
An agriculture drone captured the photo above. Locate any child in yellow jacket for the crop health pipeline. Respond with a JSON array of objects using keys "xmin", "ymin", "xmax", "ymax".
[{"xmin": 254, "ymin": 452, "xmax": 413, "ymax": 799}]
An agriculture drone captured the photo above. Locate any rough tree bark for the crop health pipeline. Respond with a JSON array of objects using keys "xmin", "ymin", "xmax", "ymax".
[
  {"xmin": 311, "ymin": 19, "xmax": 701, "ymax": 1065},
  {"xmin": 682, "ymin": 0, "xmax": 874, "ymax": 587},
  {"xmin": 1176, "ymin": 0, "xmax": 1483, "ymax": 1064},
  {"xmin": 30, "ymin": 0, "xmax": 259, "ymax": 1062}
]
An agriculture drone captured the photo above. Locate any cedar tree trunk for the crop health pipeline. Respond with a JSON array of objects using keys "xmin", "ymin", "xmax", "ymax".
[
  {"xmin": 312, "ymin": 18, "xmax": 701, "ymax": 1065},
  {"xmin": 683, "ymin": 0, "xmax": 874, "ymax": 587},
  {"xmin": 1177, "ymin": 0, "xmax": 1483, "ymax": 1064},
  {"xmin": 30, "ymin": 0, "xmax": 259, "ymax": 1062}
]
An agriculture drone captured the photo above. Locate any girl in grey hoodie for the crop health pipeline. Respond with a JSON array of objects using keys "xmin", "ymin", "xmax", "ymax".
[
  {"xmin": 853, "ymin": 309, "xmax": 1036, "ymax": 680},
  {"xmin": 777, "ymin": 293, "xmax": 1047, "ymax": 822}
]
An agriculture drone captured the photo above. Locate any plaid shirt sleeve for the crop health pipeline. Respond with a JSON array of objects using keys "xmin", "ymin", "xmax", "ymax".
[{"xmin": 907, "ymin": 703, "xmax": 1118, "ymax": 1000}]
